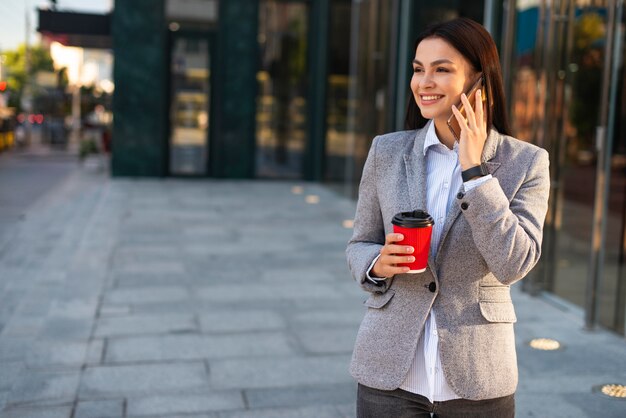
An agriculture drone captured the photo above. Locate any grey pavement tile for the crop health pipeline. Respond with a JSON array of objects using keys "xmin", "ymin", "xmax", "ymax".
[
  {"xmin": 80, "ymin": 362, "xmax": 209, "ymax": 396},
  {"xmin": 127, "ymin": 391, "xmax": 244, "ymax": 416},
  {"xmin": 25, "ymin": 341, "xmax": 88, "ymax": 368},
  {"xmin": 38, "ymin": 318, "xmax": 92, "ymax": 340},
  {"xmin": 99, "ymin": 305, "xmax": 131, "ymax": 317},
  {"xmin": 0, "ymin": 362, "xmax": 23, "ymax": 391},
  {"xmin": 86, "ymin": 339, "xmax": 105, "ymax": 365},
  {"xmin": 105, "ymin": 332, "xmax": 294, "ymax": 363},
  {"xmin": 290, "ymin": 309, "xmax": 364, "ymax": 328},
  {"xmin": 6, "ymin": 371, "xmax": 80, "ymax": 406},
  {"xmin": 0, "ymin": 316, "xmax": 44, "ymax": 338},
  {"xmin": 294, "ymin": 328, "xmax": 357, "ymax": 354},
  {"xmin": 0, "ymin": 405, "xmax": 73, "ymax": 418},
  {"xmin": 48, "ymin": 299, "xmax": 99, "ymax": 320},
  {"xmin": 112, "ymin": 261, "xmax": 185, "ymax": 275},
  {"xmin": 244, "ymin": 383, "xmax": 356, "ymax": 409},
  {"xmin": 335, "ymin": 403, "xmax": 356, "ymax": 418},
  {"xmin": 197, "ymin": 311, "xmax": 286, "ymax": 333},
  {"xmin": 217, "ymin": 404, "xmax": 343, "ymax": 418},
  {"xmin": 94, "ymin": 314, "xmax": 197, "ymax": 338},
  {"xmin": 0, "ymin": 338, "xmax": 33, "ymax": 362},
  {"xmin": 74, "ymin": 399, "xmax": 124, "ymax": 418},
  {"xmin": 209, "ymin": 355, "xmax": 353, "ymax": 390},
  {"xmin": 514, "ymin": 392, "xmax": 591, "ymax": 417},
  {"xmin": 195, "ymin": 284, "xmax": 344, "ymax": 303},
  {"xmin": 104, "ymin": 287, "xmax": 190, "ymax": 304}
]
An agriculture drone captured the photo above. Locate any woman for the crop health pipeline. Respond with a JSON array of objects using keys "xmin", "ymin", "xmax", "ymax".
[{"xmin": 346, "ymin": 17, "xmax": 550, "ymax": 417}]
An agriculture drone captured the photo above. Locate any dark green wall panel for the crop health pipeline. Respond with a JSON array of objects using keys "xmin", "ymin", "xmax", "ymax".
[
  {"xmin": 212, "ymin": 1, "xmax": 258, "ymax": 178},
  {"xmin": 111, "ymin": 0, "xmax": 167, "ymax": 177}
]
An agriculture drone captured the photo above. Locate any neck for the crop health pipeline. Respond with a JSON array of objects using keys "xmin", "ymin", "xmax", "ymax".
[{"xmin": 433, "ymin": 118, "xmax": 455, "ymax": 149}]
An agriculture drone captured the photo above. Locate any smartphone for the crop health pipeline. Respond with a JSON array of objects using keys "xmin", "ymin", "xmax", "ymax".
[{"xmin": 446, "ymin": 74, "xmax": 487, "ymax": 142}]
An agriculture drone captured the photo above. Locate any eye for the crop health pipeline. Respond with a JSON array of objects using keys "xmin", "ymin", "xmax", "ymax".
[
  {"xmin": 413, "ymin": 67, "xmax": 423, "ymax": 73},
  {"xmin": 436, "ymin": 67, "xmax": 450, "ymax": 72}
]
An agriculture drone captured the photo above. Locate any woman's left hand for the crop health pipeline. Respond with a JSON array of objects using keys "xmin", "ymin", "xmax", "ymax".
[{"xmin": 451, "ymin": 88, "xmax": 487, "ymax": 171}]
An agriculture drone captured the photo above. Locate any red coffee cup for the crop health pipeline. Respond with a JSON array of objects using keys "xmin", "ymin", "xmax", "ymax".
[{"xmin": 391, "ymin": 210, "xmax": 434, "ymax": 273}]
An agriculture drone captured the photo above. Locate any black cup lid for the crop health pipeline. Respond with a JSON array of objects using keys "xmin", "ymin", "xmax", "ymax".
[{"xmin": 391, "ymin": 210, "xmax": 434, "ymax": 228}]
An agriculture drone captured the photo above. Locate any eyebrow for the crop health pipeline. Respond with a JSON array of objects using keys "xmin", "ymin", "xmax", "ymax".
[{"xmin": 412, "ymin": 59, "xmax": 455, "ymax": 66}]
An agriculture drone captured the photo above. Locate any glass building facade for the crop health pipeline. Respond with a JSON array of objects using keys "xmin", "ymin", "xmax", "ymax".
[{"xmin": 111, "ymin": 0, "xmax": 626, "ymax": 335}]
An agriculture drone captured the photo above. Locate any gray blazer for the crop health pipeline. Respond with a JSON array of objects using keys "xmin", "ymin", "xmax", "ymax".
[{"xmin": 346, "ymin": 123, "xmax": 550, "ymax": 401}]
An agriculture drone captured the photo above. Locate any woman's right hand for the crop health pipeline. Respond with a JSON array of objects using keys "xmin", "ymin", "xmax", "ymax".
[{"xmin": 371, "ymin": 233, "xmax": 414, "ymax": 278}]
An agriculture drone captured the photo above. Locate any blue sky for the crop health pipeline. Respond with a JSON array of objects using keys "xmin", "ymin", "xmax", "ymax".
[{"xmin": 0, "ymin": 0, "xmax": 112, "ymax": 52}]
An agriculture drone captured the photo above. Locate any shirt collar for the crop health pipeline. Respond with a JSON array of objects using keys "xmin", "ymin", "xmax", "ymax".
[{"xmin": 422, "ymin": 120, "xmax": 458, "ymax": 155}]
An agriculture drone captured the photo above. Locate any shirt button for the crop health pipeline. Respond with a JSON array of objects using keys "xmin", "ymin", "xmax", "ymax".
[
  {"xmin": 461, "ymin": 202, "xmax": 469, "ymax": 210},
  {"xmin": 456, "ymin": 192, "xmax": 464, "ymax": 199},
  {"xmin": 428, "ymin": 282, "xmax": 437, "ymax": 292},
  {"xmin": 433, "ymin": 329, "xmax": 438, "ymax": 336},
  {"xmin": 443, "ymin": 182, "xmax": 449, "ymax": 189}
]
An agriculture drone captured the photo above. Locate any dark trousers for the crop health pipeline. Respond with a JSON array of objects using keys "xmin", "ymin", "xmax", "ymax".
[{"xmin": 357, "ymin": 384, "xmax": 515, "ymax": 418}]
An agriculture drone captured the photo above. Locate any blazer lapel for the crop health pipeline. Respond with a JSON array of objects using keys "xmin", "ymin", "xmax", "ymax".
[
  {"xmin": 435, "ymin": 129, "xmax": 502, "ymax": 261},
  {"xmin": 404, "ymin": 126, "xmax": 428, "ymax": 211},
  {"xmin": 404, "ymin": 124, "xmax": 436, "ymax": 272}
]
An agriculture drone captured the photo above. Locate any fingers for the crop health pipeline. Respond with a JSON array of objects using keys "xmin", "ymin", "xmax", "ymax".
[
  {"xmin": 475, "ymin": 89, "xmax": 485, "ymax": 126},
  {"xmin": 451, "ymin": 104, "xmax": 469, "ymax": 133},
  {"xmin": 460, "ymin": 93, "xmax": 477, "ymax": 131},
  {"xmin": 385, "ymin": 233, "xmax": 404, "ymax": 245}
]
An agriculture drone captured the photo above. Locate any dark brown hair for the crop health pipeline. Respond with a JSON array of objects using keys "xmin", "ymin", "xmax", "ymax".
[{"xmin": 404, "ymin": 17, "xmax": 511, "ymax": 136}]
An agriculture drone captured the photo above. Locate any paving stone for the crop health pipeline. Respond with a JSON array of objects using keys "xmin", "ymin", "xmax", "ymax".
[
  {"xmin": 290, "ymin": 309, "xmax": 364, "ymax": 327},
  {"xmin": 0, "ymin": 362, "xmax": 23, "ymax": 391},
  {"xmin": 85, "ymin": 339, "xmax": 105, "ymax": 365},
  {"xmin": 113, "ymin": 261, "xmax": 185, "ymax": 275},
  {"xmin": 0, "ymin": 316, "xmax": 44, "ymax": 337},
  {"xmin": 80, "ymin": 363, "xmax": 209, "ymax": 396},
  {"xmin": 104, "ymin": 287, "xmax": 190, "ymax": 304},
  {"xmin": 294, "ymin": 328, "xmax": 357, "ymax": 354},
  {"xmin": 198, "ymin": 311, "xmax": 285, "ymax": 333},
  {"xmin": 195, "ymin": 284, "xmax": 343, "ymax": 303},
  {"xmin": 6, "ymin": 371, "xmax": 80, "ymax": 406},
  {"xmin": 335, "ymin": 402, "xmax": 356, "ymax": 418},
  {"xmin": 0, "ymin": 338, "xmax": 33, "ymax": 362},
  {"xmin": 25, "ymin": 341, "xmax": 88, "ymax": 368},
  {"xmin": 127, "ymin": 391, "xmax": 244, "ymax": 416},
  {"xmin": 210, "ymin": 355, "xmax": 352, "ymax": 390},
  {"xmin": 0, "ymin": 405, "xmax": 73, "ymax": 418},
  {"xmin": 217, "ymin": 404, "xmax": 342, "ymax": 418},
  {"xmin": 245, "ymin": 383, "xmax": 356, "ymax": 409},
  {"xmin": 95, "ymin": 314, "xmax": 197, "ymax": 337},
  {"xmin": 99, "ymin": 305, "xmax": 131, "ymax": 317},
  {"xmin": 74, "ymin": 399, "xmax": 124, "ymax": 418},
  {"xmin": 105, "ymin": 333, "xmax": 294, "ymax": 363},
  {"xmin": 38, "ymin": 318, "xmax": 92, "ymax": 340}
]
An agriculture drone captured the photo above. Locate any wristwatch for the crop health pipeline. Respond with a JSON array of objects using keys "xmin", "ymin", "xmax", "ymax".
[{"xmin": 461, "ymin": 163, "xmax": 488, "ymax": 182}]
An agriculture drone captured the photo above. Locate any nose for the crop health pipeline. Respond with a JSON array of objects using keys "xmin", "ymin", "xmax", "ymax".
[{"xmin": 419, "ymin": 73, "xmax": 434, "ymax": 89}]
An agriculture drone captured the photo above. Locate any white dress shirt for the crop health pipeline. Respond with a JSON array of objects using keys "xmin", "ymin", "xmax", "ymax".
[{"xmin": 367, "ymin": 121, "xmax": 491, "ymax": 402}]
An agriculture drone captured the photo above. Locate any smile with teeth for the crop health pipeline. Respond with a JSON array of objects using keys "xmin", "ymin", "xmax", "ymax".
[{"xmin": 421, "ymin": 95, "xmax": 443, "ymax": 101}]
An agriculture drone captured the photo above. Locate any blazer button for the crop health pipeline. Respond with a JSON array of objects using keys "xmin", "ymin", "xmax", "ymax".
[
  {"xmin": 456, "ymin": 192, "xmax": 464, "ymax": 199},
  {"xmin": 461, "ymin": 202, "xmax": 469, "ymax": 210},
  {"xmin": 428, "ymin": 282, "xmax": 436, "ymax": 292}
]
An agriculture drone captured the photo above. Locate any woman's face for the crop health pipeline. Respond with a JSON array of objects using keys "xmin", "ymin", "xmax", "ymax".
[{"xmin": 411, "ymin": 37, "xmax": 477, "ymax": 126}]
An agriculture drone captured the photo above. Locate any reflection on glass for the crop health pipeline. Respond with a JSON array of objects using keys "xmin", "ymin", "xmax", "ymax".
[
  {"xmin": 170, "ymin": 36, "xmax": 210, "ymax": 175},
  {"xmin": 325, "ymin": 0, "xmax": 352, "ymax": 185},
  {"xmin": 510, "ymin": 0, "xmax": 626, "ymax": 334},
  {"xmin": 256, "ymin": 1, "xmax": 308, "ymax": 179}
]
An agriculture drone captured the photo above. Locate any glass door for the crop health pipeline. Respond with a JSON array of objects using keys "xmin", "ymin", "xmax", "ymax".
[
  {"xmin": 508, "ymin": 0, "xmax": 626, "ymax": 334},
  {"xmin": 256, "ymin": 0, "xmax": 309, "ymax": 179},
  {"xmin": 169, "ymin": 32, "xmax": 211, "ymax": 175}
]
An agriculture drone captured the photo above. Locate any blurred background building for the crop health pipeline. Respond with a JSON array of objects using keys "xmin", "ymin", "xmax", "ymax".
[{"xmin": 2, "ymin": 0, "xmax": 624, "ymax": 336}]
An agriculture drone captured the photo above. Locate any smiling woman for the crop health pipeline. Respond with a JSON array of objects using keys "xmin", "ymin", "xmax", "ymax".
[{"xmin": 346, "ymin": 17, "xmax": 550, "ymax": 418}]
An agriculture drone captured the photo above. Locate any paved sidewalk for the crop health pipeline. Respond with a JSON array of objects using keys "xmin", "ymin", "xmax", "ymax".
[{"xmin": 0, "ymin": 174, "xmax": 624, "ymax": 417}]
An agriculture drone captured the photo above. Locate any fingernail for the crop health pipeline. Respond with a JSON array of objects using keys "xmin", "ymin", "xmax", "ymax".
[
  {"xmin": 398, "ymin": 234, "xmax": 404, "ymax": 240},
  {"xmin": 407, "ymin": 247, "xmax": 413, "ymax": 253},
  {"xmin": 478, "ymin": 89, "xmax": 482, "ymax": 97}
]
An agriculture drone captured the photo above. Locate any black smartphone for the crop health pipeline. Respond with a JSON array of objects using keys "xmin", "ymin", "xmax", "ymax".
[{"xmin": 446, "ymin": 75, "xmax": 487, "ymax": 142}]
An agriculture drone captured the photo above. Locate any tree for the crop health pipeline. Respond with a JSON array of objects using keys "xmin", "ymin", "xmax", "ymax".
[{"xmin": 2, "ymin": 44, "xmax": 55, "ymax": 111}]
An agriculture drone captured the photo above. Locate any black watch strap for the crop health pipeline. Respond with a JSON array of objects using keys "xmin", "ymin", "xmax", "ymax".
[{"xmin": 461, "ymin": 164, "xmax": 487, "ymax": 182}]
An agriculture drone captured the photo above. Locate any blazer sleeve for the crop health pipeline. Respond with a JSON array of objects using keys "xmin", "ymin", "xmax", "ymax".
[
  {"xmin": 459, "ymin": 147, "xmax": 550, "ymax": 285},
  {"xmin": 345, "ymin": 137, "xmax": 393, "ymax": 294}
]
